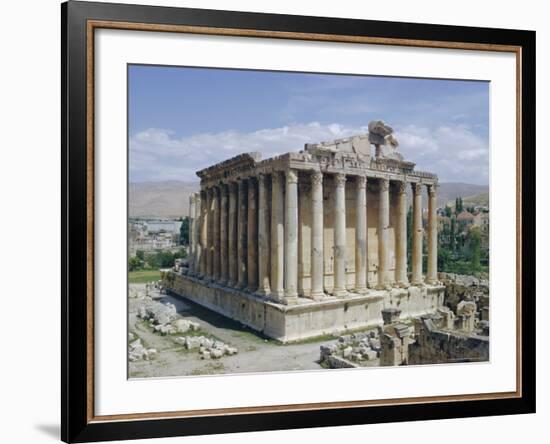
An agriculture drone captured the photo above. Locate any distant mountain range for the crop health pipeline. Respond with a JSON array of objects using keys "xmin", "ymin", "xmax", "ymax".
[
  {"xmin": 436, "ymin": 182, "xmax": 489, "ymax": 209},
  {"xmin": 129, "ymin": 180, "xmax": 489, "ymax": 219},
  {"xmin": 129, "ymin": 181, "xmax": 200, "ymax": 218}
]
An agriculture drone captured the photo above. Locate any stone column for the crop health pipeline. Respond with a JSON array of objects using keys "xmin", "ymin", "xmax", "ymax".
[
  {"xmin": 237, "ymin": 179, "xmax": 248, "ymax": 289},
  {"xmin": 310, "ymin": 171, "xmax": 324, "ymax": 300},
  {"xmin": 199, "ymin": 190, "xmax": 208, "ymax": 277},
  {"xmin": 426, "ymin": 183, "xmax": 438, "ymax": 284},
  {"xmin": 411, "ymin": 182, "xmax": 423, "ymax": 285},
  {"xmin": 219, "ymin": 184, "xmax": 229, "ymax": 285},
  {"xmin": 377, "ymin": 178, "xmax": 390, "ymax": 289},
  {"xmin": 270, "ymin": 172, "xmax": 285, "ymax": 301},
  {"xmin": 212, "ymin": 187, "xmax": 221, "ymax": 281},
  {"xmin": 194, "ymin": 194, "xmax": 202, "ymax": 276},
  {"xmin": 188, "ymin": 194, "xmax": 196, "ymax": 272},
  {"xmin": 354, "ymin": 175, "xmax": 368, "ymax": 293},
  {"xmin": 206, "ymin": 188, "xmax": 213, "ymax": 279},
  {"xmin": 284, "ymin": 169, "xmax": 299, "ymax": 302},
  {"xmin": 257, "ymin": 174, "xmax": 271, "ymax": 295},
  {"xmin": 247, "ymin": 178, "xmax": 258, "ymax": 292},
  {"xmin": 227, "ymin": 183, "xmax": 238, "ymax": 287},
  {"xmin": 333, "ymin": 173, "xmax": 347, "ymax": 297},
  {"xmin": 395, "ymin": 181, "xmax": 409, "ymax": 287}
]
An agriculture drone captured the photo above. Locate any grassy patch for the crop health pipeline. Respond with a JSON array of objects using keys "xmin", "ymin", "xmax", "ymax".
[{"xmin": 128, "ymin": 269, "xmax": 161, "ymax": 284}]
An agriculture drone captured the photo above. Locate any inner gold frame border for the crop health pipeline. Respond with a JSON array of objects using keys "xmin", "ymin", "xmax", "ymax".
[{"xmin": 86, "ymin": 19, "xmax": 523, "ymax": 424}]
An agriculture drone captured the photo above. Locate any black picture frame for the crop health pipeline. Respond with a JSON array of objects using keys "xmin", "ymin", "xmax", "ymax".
[{"xmin": 61, "ymin": 1, "xmax": 536, "ymax": 442}]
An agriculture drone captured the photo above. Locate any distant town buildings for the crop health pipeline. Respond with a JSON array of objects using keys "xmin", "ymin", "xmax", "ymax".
[
  {"xmin": 129, "ymin": 218, "xmax": 183, "ymax": 256},
  {"xmin": 434, "ymin": 205, "xmax": 490, "ymax": 264}
]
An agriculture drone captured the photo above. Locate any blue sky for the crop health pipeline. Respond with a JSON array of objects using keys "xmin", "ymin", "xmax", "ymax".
[{"xmin": 129, "ymin": 64, "xmax": 489, "ymax": 185}]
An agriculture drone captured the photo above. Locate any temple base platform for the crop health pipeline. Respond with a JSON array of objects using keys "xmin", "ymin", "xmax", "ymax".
[{"xmin": 161, "ymin": 270, "xmax": 445, "ymax": 343}]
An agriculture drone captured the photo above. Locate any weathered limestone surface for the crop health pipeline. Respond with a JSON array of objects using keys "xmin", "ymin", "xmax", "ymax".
[
  {"xmin": 411, "ymin": 183, "xmax": 423, "ymax": 285},
  {"xmin": 409, "ymin": 317, "xmax": 489, "ymax": 364},
  {"xmin": 333, "ymin": 173, "xmax": 347, "ymax": 297},
  {"xmin": 284, "ymin": 170, "xmax": 299, "ymax": 302},
  {"xmin": 237, "ymin": 180, "xmax": 247, "ymax": 289},
  {"xmin": 163, "ymin": 271, "xmax": 444, "ymax": 343},
  {"xmin": 310, "ymin": 171, "xmax": 324, "ymax": 299},
  {"xmin": 247, "ymin": 178, "xmax": 258, "ymax": 292},
  {"xmin": 377, "ymin": 178, "xmax": 390, "ymax": 290},
  {"xmin": 189, "ymin": 194, "xmax": 196, "ymax": 271},
  {"xmin": 395, "ymin": 182, "xmax": 408, "ymax": 287},
  {"xmin": 219, "ymin": 185, "xmax": 228, "ymax": 284},
  {"xmin": 227, "ymin": 183, "xmax": 237, "ymax": 286},
  {"xmin": 212, "ymin": 187, "xmax": 221, "ymax": 281},
  {"xmin": 270, "ymin": 173, "xmax": 285, "ymax": 301},
  {"xmin": 257, "ymin": 174, "xmax": 271, "ymax": 295},
  {"xmin": 354, "ymin": 176, "xmax": 368, "ymax": 293},
  {"xmin": 426, "ymin": 184, "xmax": 438, "ymax": 284}
]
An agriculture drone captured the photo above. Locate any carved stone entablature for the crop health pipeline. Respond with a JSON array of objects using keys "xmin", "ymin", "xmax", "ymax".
[
  {"xmin": 371, "ymin": 158, "xmax": 416, "ymax": 174},
  {"xmin": 305, "ymin": 134, "xmax": 371, "ymax": 166},
  {"xmin": 196, "ymin": 152, "xmax": 262, "ymax": 182},
  {"xmin": 195, "ymin": 126, "xmax": 438, "ymax": 188}
]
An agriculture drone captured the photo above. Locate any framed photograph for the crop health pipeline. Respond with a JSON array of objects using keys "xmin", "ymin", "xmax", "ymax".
[{"xmin": 62, "ymin": 1, "xmax": 535, "ymax": 442}]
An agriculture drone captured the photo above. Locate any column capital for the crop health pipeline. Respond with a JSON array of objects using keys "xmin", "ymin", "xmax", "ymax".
[
  {"xmin": 427, "ymin": 183, "xmax": 439, "ymax": 196},
  {"xmin": 286, "ymin": 169, "xmax": 298, "ymax": 184},
  {"xmin": 379, "ymin": 178, "xmax": 389, "ymax": 192},
  {"xmin": 334, "ymin": 172, "xmax": 346, "ymax": 187},
  {"xmin": 311, "ymin": 170, "xmax": 323, "ymax": 187},
  {"xmin": 397, "ymin": 181, "xmax": 407, "ymax": 194},
  {"xmin": 356, "ymin": 175, "xmax": 367, "ymax": 188},
  {"xmin": 411, "ymin": 182, "xmax": 422, "ymax": 195}
]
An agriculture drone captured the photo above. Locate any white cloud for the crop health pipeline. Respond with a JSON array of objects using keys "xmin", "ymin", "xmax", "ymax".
[
  {"xmin": 130, "ymin": 122, "xmax": 489, "ymax": 185},
  {"xmin": 395, "ymin": 124, "xmax": 489, "ymax": 183}
]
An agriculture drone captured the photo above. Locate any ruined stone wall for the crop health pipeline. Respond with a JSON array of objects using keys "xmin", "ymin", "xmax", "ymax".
[
  {"xmin": 440, "ymin": 273, "xmax": 490, "ymax": 315},
  {"xmin": 409, "ymin": 323, "xmax": 489, "ymax": 365}
]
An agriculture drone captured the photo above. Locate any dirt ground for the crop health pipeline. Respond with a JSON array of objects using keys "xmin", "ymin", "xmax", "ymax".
[{"xmin": 128, "ymin": 283, "xmax": 338, "ymax": 378}]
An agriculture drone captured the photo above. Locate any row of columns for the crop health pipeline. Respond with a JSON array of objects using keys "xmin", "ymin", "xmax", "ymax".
[{"xmin": 188, "ymin": 172, "xmax": 438, "ymax": 304}]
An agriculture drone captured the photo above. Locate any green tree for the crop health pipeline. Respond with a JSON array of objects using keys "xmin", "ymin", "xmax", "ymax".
[
  {"xmin": 450, "ymin": 217, "xmax": 456, "ymax": 253},
  {"xmin": 438, "ymin": 246, "xmax": 452, "ymax": 272},
  {"xmin": 128, "ymin": 256, "xmax": 142, "ymax": 272},
  {"xmin": 136, "ymin": 249, "xmax": 145, "ymax": 261},
  {"xmin": 179, "ymin": 217, "xmax": 190, "ymax": 245},
  {"xmin": 174, "ymin": 248, "xmax": 187, "ymax": 259},
  {"xmin": 444, "ymin": 205, "xmax": 452, "ymax": 218},
  {"xmin": 455, "ymin": 196, "xmax": 463, "ymax": 213},
  {"xmin": 468, "ymin": 227, "xmax": 482, "ymax": 273}
]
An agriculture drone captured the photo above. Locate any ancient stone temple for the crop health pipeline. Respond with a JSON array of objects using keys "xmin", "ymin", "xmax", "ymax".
[{"xmin": 163, "ymin": 121, "xmax": 445, "ymax": 342}]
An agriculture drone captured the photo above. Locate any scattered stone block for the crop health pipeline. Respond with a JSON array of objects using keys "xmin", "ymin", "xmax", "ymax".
[{"xmin": 342, "ymin": 346, "xmax": 353, "ymax": 359}]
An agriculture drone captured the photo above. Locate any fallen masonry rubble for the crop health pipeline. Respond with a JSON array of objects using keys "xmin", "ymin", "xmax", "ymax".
[
  {"xmin": 128, "ymin": 337, "xmax": 157, "ymax": 362},
  {"xmin": 175, "ymin": 335, "xmax": 238, "ymax": 359},
  {"xmin": 320, "ymin": 330, "xmax": 380, "ymax": 368},
  {"xmin": 136, "ymin": 297, "xmax": 201, "ymax": 335}
]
